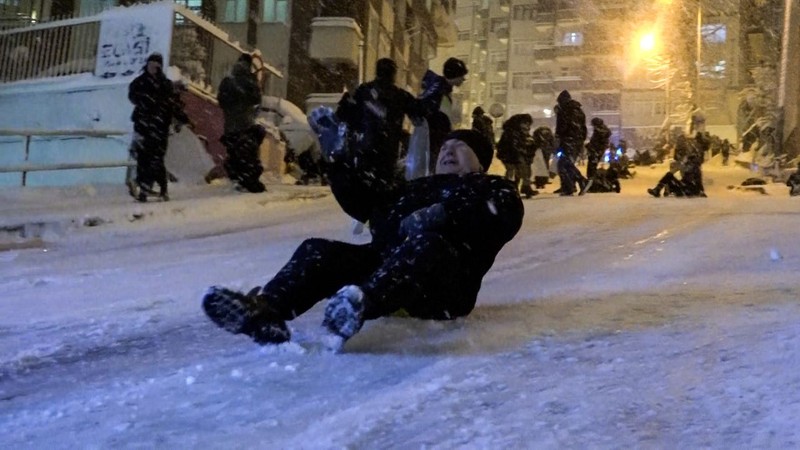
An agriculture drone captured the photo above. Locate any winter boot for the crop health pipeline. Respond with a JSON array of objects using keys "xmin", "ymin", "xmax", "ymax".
[
  {"xmin": 520, "ymin": 184, "xmax": 538, "ymax": 199},
  {"xmin": 159, "ymin": 185, "xmax": 169, "ymax": 202},
  {"xmin": 321, "ymin": 285, "xmax": 365, "ymax": 350},
  {"xmin": 138, "ymin": 182, "xmax": 158, "ymax": 195},
  {"xmin": 579, "ymin": 178, "xmax": 593, "ymax": 196},
  {"xmin": 126, "ymin": 179, "xmax": 138, "ymax": 199},
  {"xmin": 202, "ymin": 286, "xmax": 290, "ymax": 345},
  {"xmin": 647, "ymin": 184, "xmax": 662, "ymax": 198}
]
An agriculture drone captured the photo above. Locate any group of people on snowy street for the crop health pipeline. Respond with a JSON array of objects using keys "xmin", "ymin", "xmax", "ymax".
[
  {"xmin": 194, "ymin": 52, "xmax": 721, "ymax": 349},
  {"xmin": 492, "ymin": 90, "xmax": 620, "ymax": 198},
  {"xmin": 487, "ymin": 88, "xmax": 714, "ymax": 199},
  {"xmin": 202, "ymin": 56, "xmax": 525, "ymax": 350}
]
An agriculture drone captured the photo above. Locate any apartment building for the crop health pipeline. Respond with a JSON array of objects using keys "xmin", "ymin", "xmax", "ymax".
[
  {"xmin": 1, "ymin": 0, "xmax": 456, "ymax": 112},
  {"xmin": 435, "ymin": 0, "xmax": 753, "ymax": 148},
  {"xmin": 431, "ymin": 0, "xmax": 511, "ymax": 130}
]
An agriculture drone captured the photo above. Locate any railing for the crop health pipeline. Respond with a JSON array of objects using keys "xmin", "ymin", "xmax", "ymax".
[
  {"xmin": 533, "ymin": 48, "xmax": 555, "ymax": 59},
  {"xmin": 534, "ymin": 12, "xmax": 555, "ymax": 23},
  {"xmin": 0, "ymin": 130, "xmax": 130, "ymax": 186},
  {"xmin": 0, "ymin": 16, "xmax": 100, "ymax": 83},
  {"xmin": 555, "ymin": 45, "xmax": 582, "ymax": 59},
  {"xmin": 171, "ymin": 3, "xmax": 282, "ymax": 94},
  {"xmin": 553, "ymin": 76, "xmax": 583, "ymax": 91},
  {"xmin": 0, "ymin": 3, "xmax": 282, "ymax": 89},
  {"xmin": 531, "ymin": 82, "xmax": 555, "ymax": 95},
  {"xmin": 556, "ymin": 9, "xmax": 580, "ymax": 22}
]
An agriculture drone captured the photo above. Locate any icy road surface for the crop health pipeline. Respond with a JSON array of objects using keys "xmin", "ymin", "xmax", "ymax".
[{"xmin": 2, "ymin": 164, "xmax": 799, "ymax": 448}]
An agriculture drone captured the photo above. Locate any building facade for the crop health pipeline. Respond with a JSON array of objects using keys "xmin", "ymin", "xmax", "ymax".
[
  {"xmin": 208, "ymin": 0, "xmax": 456, "ymax": 111},
  {"xmin": 435, "ymin": 0, "xmax": 756, "ymax": 149},
  {"xmin": 2, "ymin": 0, "xmax": 457, "ymax": 113}
]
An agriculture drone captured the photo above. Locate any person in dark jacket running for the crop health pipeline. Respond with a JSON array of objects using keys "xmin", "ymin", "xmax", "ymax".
[
  {"xmin": 218, "ymin": 53, "xmax": 266, "ymax": 193},
  {"xmin": 127, "ymin": 52, "xmax": 190, "ymax": 202},
  {"xmin": 202, "ymin": 116, "xmax": 524, "ymax": 350},
  {"xmin": 554, "ymin": 90, "xmax": 589, "ymax": 196},
  {"xmin": 335, "ymin": 58, "xmax": 439, "ymax": 188}
]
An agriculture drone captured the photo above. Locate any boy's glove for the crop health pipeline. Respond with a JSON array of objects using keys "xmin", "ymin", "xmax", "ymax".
[
  {"xmin": 400, "ymin": 203, "xmax": 446, "ymax": 238},
  {"xmin": 308, "ymin": 106, "xmax": 347, "ymax": 162}
]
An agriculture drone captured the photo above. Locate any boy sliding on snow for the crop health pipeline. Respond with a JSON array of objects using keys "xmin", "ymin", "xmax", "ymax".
[{"xmin": 202, "ymin": 110, "xmax": 524, "ymax": 350}]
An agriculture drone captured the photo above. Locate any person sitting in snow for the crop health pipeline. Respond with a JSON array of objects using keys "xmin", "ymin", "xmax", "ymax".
[
  {"xmin": 201, "ymin": 111, "xmax": 524, "ymax": 350},
  {"xmin": 585, "ymin": 165, "xmax": 621, "ymax": 194},
  {"xmin": 647, "ymin": 152, "xmax": 706, "ymax": 198}
]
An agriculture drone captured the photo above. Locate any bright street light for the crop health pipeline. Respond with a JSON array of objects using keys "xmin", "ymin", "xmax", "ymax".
[{"xmin": 639, "ymin": 32, "xmax": 656, "ymax": 52}]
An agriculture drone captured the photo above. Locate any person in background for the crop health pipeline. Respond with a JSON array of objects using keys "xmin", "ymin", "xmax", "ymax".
[
  {"xmin": 531, "ymin": 126, "xmax": 555, "ymax": 190},
  {"xmin": 471, "ymin": 106, "xmax": 495, "ymax": 149},
  {"xmin": 127, "ymin": 52, "xmax": 190, "ymax": 202},
  {"xmin": 497, "ymin": 113, "xmax": 537, "ymax": 198},
  {"xmin": 786, "ymin": 162, "xmax": 800, "ymax": 196},
  {"xmin": 721, "ymin": 138, "xmax": 731, "ymax": 166},
  {"xmin": 335, "ymin": 58, "xmax": 439, "ymax": 188},
  {"xmin": 647, "ymin": 152, "xmax": 706, "ymax": 198},
  {"xmin": 553, "ymin": 90, "xmax": 589, "ymax": 196},
  {"xmin": 419, "ymin": 57, "xmax": 469, "ymax": 167},
  {"xmin": 586, "ymin": 117, "xmax": 611, "ymax": 181},
  {"xmin": 218, "ymin": 53, "xmax": 266, "ymax": 193}
]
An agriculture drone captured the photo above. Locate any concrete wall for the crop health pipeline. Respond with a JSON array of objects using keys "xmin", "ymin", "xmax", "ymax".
[{"xmin": 0, "ymin": 80, "xmax": 132, "ymax": 187}]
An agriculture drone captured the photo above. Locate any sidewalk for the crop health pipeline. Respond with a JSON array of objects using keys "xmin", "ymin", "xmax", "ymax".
[{"xmin": 0, "ymin": 181, "xmax": 329, "ymax": 250}]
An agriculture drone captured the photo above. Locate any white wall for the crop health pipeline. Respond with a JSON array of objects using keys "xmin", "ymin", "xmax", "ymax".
[{"xmin": 0, "ymin": 78, "xmax": 132, "ymax": 187}]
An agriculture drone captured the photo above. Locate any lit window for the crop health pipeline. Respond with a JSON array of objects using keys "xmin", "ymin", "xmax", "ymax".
[
  {"xmin": 263, "ymin": 0, "xmax": 287, "ymax": 23},
  {"xmin": 562, "ymin": 31, "xmax": 583, "ymax": 46},
  {"xmin": 175, "ymin": 0, "xmax": 203, "ymax": 14},
  {"xmin": 702, "ymin": 24, "xmax": 726, "ymax": 44},
  {"xmin": 224, "ymin": 0, "xmax": 246, "ymax": 22}
]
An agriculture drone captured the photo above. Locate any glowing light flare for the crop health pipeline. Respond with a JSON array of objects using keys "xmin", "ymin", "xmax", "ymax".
[{"xmin": 639, "ymin": 32, "xmax": 656, "ymax": 52}]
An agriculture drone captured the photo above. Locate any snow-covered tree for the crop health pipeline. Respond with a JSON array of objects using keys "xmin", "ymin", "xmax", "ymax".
[
  {"xmin": 738, "ymin": 65, "xmax": 780, "ymax": 156},
  {"xmin": 171, "ymin": 27, "xmax": 208, "ymax": 86}
]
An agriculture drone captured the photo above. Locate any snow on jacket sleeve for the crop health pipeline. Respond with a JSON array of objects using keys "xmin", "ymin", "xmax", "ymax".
[
  {"xmin": 438, "ymin": 174, "xmax": 524, "ymax": 252},
  {"xmin": 418, "ymin": 70, "xmax": 452, "ymax": 118},
  {"xmin": 325, "ymin": 158, "xmax": 397, "ymax": 224}
]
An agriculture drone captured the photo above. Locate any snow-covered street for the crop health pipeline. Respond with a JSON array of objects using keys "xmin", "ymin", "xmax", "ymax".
[{"xmin": 2, "ymin": 163, "xmax": 800, "ymax": 448}]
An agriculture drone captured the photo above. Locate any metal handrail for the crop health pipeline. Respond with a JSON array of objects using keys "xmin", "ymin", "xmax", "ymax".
[{"xmin": 0, "ymin": 129, "xmax": 129, "ymax": 185}]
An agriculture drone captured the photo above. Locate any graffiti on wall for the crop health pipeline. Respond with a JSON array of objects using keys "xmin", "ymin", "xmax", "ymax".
[
  {"xmin": 94, "ymin": 4, "xmax": 172, "ymax": 79},
  {"xmin": 96, "ymin": 23, "xmax": 152, "ymax": 78}
]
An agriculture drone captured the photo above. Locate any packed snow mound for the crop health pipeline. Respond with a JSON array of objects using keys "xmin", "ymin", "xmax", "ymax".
[
  {"xmin": 165, "ymin": 129, "xmax": 215, "ymax": 184},
  {"xmin": 260, "ymin": 96, "xmax": 317, "ymax": 154}
]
